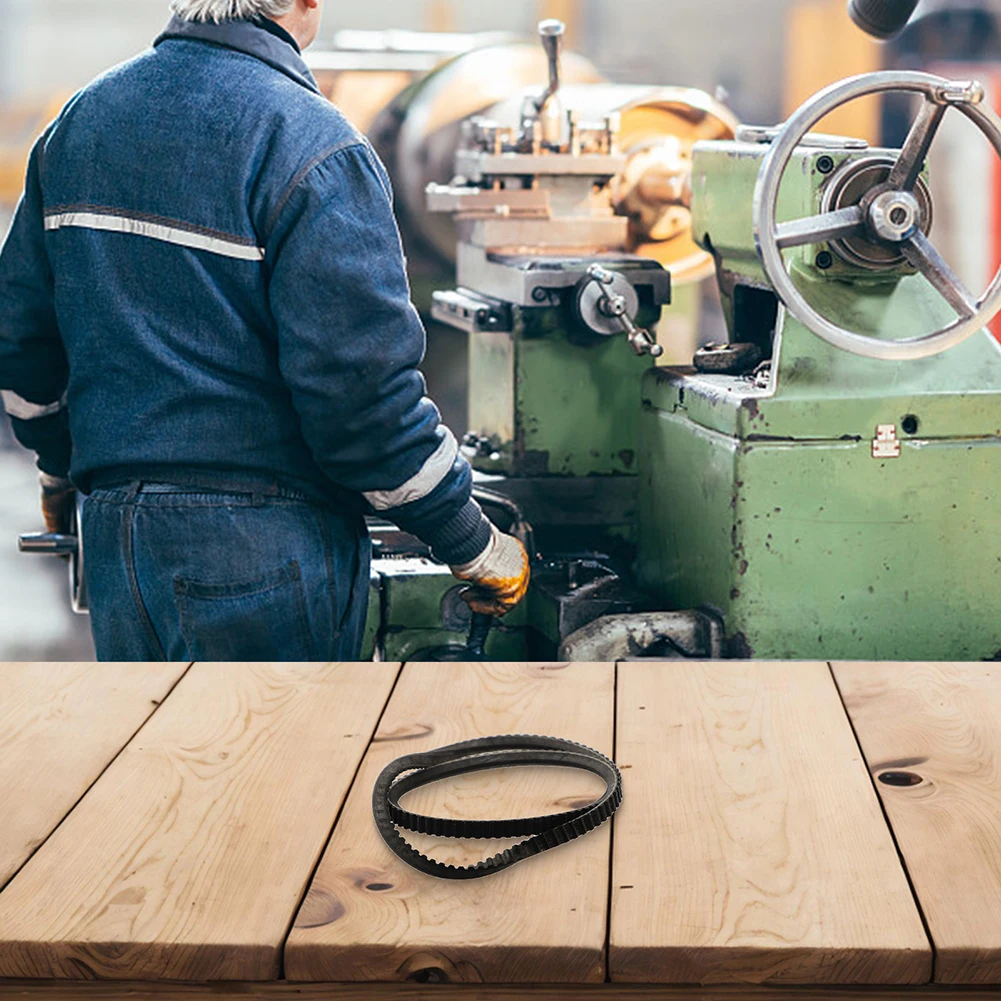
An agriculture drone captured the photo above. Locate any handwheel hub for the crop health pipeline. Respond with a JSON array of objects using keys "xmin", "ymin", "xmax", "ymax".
[
  {"xmin": 822, "ymin": 157, "xmax": 933, "ymax": 271},
  {"xmin": 866, "ymin": 188, "xmax": 922, "ymax": 243}
]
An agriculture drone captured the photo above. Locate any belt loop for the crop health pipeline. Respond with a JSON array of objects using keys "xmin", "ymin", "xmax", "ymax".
[{"xmin": 124, "ymin": 481, "xmax": 143, "ymax": 502}]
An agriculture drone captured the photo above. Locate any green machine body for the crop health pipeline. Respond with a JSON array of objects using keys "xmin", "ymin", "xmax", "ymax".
[{"xmin": 637, "ymin": 72, "xmax": 1001, "ymax": 660}]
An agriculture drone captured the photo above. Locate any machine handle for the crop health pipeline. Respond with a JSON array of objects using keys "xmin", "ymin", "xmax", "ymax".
[
  {"xmin": 466, "ymin": 613, "xmax": 494, "ymax": 660},
  {"xmin": 18, "ymin": 532, "xmax": 79, "ymax": 556},
  {"xmin": 847, "ymin": 0, "xmax": 919, "ymax": 39},
  {"xmin": 583, "ymin": 265, "xmax": 664, "ymax": 358},
  {"xmin": 534, "ymin": 19, "xmax": 565, "ymax": 116}
]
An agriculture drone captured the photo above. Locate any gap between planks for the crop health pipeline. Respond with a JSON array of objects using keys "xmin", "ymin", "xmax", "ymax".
[
  {"xmin": 0, "ymin": 663, "xmax": 195, "ymax": 897},
  {"xmin": 602, "ymin": 661, "xmax": 620, "ymax": 985},
  {"xmin": 609, "ymin": 662, "xmax": 931, "ymax": 985},
  {"xmin": 832, "ymin": 663, "xmax": 1001, "ymax": 985},
  {"xmin": 274, "ymin": 663, "xmax": 407, "ymax": 981},
  {"xmin": 826, "ymin": 662, "xmax": 939, "ymax": 982},
  {"xmin": 0, "ymin": 664, "xmax": 403, "ymax": 982},
  {"xmin": 276, "ymin": 660, "xmax": 937, "ymax": 986},
  {"xmin": 0, "ymin": 662, "xmax": 959, "ymax": 988},
  {"xmin": 283, "ymin": 662, "xmax": 615, "ymax": 984}
]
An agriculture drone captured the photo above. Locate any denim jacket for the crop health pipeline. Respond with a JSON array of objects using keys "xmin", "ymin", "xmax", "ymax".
[{"xmin": 0, "ymin": 16, "xmax": 490, "ymax": 565}]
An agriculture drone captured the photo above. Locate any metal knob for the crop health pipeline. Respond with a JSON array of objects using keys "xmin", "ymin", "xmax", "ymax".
[
  {"xmin": 18, "ymin": 532, "xmax": 78, "ymax": 556},
  {"xmin": 581, "ymin": 264, "xmax": 664, "ymax": 358},
  {"xmin": 847, "ymin": 0, "xmax": 918, "ymax": 39}
]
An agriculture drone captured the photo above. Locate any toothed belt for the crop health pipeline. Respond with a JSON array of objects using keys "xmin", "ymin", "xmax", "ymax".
[{"xmin": 372, "ymin": 735, "xmax": 623, "ymax": 880}]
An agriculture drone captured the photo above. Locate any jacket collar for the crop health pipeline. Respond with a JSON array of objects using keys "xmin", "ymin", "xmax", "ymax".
[{"xmin": 154, "ymin": 16, "xmax": 320, "ymax": 94}]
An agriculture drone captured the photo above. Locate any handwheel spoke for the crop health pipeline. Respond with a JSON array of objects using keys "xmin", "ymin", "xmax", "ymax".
[
  {"xmin": 888, "ymin": 99, "xmax": 947, "ymax": 191},
  {"xmin": 901, "ymin": 229, "xmax": 979, "ymax": 320},
  {"xmin": 775, "ymin": 206, "xmax": 865, "ymax": 250}
]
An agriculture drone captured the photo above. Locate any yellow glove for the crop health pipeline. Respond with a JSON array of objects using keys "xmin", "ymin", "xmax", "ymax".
[
  {"xmin": 40, "ymin": 472, "xmax": 75, "ymax": 535},
  {"xmin": 451, "ymin": 524, "xmax": 530, "ymax": 617}
]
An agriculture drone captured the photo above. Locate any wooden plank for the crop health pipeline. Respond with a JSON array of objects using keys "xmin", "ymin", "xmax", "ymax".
[
  {"xmin": 284, "ymin": 662, "xmax": 615, "ymax": 985},
  {"xmin": 0, "ymin": 665, "xmax": 189, "ymax": 890},
  {"xmin": 0, "ymin": 664, "xmax": 400, "ymax": 982},
  {"xmin": 834, "ymin": 663, "xmax": 1001, "ymax": 985},
  {"xmin": 2, "ymin": 983, "xmax": 1001, "ymax": 1001},
  {"xmin": 610, "ymin": 663, "xmax": 931, "ymax": 985}
]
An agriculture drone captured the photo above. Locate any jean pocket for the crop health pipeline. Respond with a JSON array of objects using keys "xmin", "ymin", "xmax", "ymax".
[{"xmin": 173, "ymin": 560, "xmax": 314, "ymax": 662}]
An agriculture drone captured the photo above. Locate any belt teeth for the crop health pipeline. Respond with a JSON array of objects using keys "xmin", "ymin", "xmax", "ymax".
[{"xmin": 373, "ymin": 735, "xmax": 623, "ymax": 880}]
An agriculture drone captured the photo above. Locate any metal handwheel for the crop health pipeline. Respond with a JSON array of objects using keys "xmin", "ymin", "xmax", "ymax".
[{"xmin": 753, "ymin": 71, "xmax": 1001, "ymax": 361}]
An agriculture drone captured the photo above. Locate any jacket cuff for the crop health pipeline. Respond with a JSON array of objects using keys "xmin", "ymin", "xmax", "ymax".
[
  {"xmin": 37, "ymin": 453, "xmax": 72, "ymax": 480},
  {"xmin": 9, "ymin": 412, "xmax": 72, "ymax": 479},
  {"xmin": 425, "ymin": 498, "xmax": 494, "ymax": 566},
  {"xmin": 39, "ymin": 470, "xmax": 72, "ymax": 491}
]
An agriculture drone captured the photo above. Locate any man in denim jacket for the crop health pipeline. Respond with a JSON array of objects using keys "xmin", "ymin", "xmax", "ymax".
[{"xmin": 0, "ymin": 0, "xmax": 529, "ymax": 661}]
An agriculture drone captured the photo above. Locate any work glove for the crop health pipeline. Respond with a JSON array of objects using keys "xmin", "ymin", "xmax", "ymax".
[
  {"xmin": 451, "ymin": 524, "xmax": 531, "ymax": 617},
  {"xmin": 39, "ymin": 471, "xmax": 75, "ymax": 535}
]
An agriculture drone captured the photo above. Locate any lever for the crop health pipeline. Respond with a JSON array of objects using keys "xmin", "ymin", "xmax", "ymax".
[
  {"xmin": 585, "ymin": 265, "xmax": 664, "ymax": 358},
  {"xmin": 466, "ymin": 613, "xmax": 494, "ymax": 660},
  {"xmin": 534, "ymin": 19, "xmax": 565, "ymax": 116}
]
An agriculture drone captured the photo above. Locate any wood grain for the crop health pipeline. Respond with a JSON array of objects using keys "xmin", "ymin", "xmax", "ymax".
[
  {"xmin": 2, "ymin": 985, "xmax": 1001, "ymax": 1001},
  {"xmin": 0, "ymin": 665, "xmax": 189, "ymax": 890},
  {"xmin": 610, "ymin": 663, "xmax": 931, "ymax": 985},
  {"xmin": 0, "ymin": 664, "xmax": 400, "ymax": 982},
  {"xmin": 284, "ymin": 662, "xmax": 615, "ymax": 985},
  {"xmin": 834, "ymin": 663, "xmax": 1001, "ymax": 985}
]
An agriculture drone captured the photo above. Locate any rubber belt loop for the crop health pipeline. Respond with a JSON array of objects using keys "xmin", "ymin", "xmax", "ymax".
[{"xmin": 372, "ymin": 735, "xmax": 623, "ymax": 880}]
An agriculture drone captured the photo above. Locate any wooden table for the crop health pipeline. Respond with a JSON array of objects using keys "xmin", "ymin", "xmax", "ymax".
[{"xmin": 1, "ymin": 663, "xmax": 999, "ymax": 1000}]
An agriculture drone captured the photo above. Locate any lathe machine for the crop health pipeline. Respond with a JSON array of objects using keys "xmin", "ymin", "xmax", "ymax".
[{"xmin": 22, "ymin": 24, "xmax": 1001, "ymax": 662}]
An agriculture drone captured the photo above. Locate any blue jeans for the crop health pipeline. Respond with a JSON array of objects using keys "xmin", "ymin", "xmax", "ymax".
[{"xmin": 81, "ymin": 481, "xmax": 371, "ymax": 662}]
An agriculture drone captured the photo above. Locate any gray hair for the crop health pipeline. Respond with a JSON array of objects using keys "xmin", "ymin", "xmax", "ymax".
[{"xmin": 169, "ymin": 0, "xmax": 296, "ymax": 23}]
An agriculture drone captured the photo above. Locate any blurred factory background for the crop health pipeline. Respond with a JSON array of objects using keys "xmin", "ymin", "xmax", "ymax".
[
  {"xmin": 0, "ymin": 0, "xmax": 852, "ymax": 120},
  {"xmin": 0, "ymin": 0, "xmax": 999, "ymax": 659}
]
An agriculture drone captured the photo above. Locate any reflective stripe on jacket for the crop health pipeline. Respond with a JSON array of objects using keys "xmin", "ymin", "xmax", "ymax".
[{"xmin": 0, "ymin": 16, "xmax": 490, "ymax": 565}]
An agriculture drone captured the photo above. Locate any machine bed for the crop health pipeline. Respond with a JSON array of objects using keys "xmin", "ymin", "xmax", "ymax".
[{"xmin": 0, "ymin": 663, "xmax": 999, "ymax": 998}]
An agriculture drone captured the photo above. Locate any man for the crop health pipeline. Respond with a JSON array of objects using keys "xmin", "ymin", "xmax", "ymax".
[{"xmin": 0, "ymin": 0, "xmax": 529, "ymax": 661}]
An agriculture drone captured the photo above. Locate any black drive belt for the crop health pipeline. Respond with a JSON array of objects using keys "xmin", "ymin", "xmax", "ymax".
[{"xmin": 372, "ymin": 735, "xmax": 623, "ymax": 880}]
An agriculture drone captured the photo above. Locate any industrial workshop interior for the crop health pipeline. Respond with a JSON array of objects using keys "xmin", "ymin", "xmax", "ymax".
[{"xmin": 2, "ymin": 0, "xmax": 1001, "ymax": 998}]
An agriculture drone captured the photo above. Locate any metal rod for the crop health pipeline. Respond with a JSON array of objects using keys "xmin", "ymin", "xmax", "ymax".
[{"xmin": 533, "ymin": 19, "xmax": 565, "ymax": 116}]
